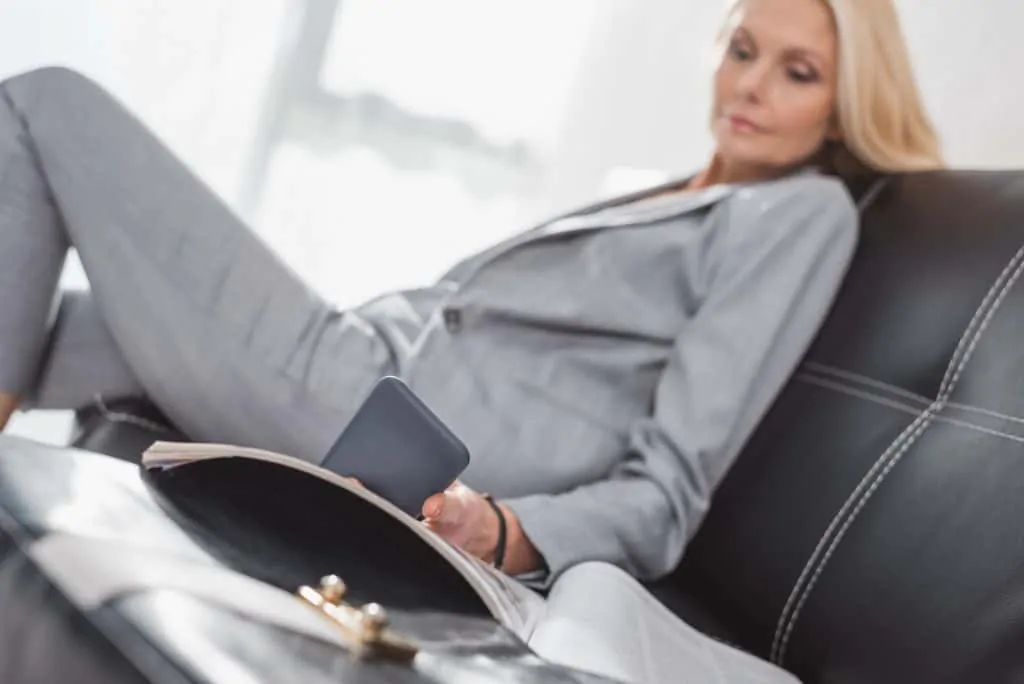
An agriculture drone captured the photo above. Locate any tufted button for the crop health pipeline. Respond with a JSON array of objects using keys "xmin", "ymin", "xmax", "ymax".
[{"xmin": 442, "ymin": 307, "xmax": 463, "ymax": 333}]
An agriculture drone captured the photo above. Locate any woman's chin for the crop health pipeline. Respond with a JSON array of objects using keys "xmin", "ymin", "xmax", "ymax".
[{"xmin": 715, "ymin": 148, "xmax": 774, "ymax": 174}]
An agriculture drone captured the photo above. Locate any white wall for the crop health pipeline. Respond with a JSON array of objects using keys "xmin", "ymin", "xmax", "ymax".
[
  {"xmin": 540, "ymin": 0, "xmax": 1024, "ymax": 215},
  {"xmin": 900, "ymin": 0, "xmax": 1024, "ymax": 169},
  {"xmin": 0, "ymin": 0, "xmax": 288, "ymax": 206}
]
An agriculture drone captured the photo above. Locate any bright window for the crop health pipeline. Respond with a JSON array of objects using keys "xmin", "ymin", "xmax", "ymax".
[{"xmin": 253, "ymin": 0, "xmax": 600, "ymax": 308}]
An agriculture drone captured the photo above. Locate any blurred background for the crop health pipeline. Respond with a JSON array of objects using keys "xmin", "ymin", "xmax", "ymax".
[{"xmin": 2, "ymin": 0, "xmax": 1022, "ymax": 441}]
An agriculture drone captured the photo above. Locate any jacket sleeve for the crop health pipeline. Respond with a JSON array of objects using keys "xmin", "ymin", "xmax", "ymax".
[{"xmin": 502, "ymin": 177, "xmax": 860, "ymax": 584}]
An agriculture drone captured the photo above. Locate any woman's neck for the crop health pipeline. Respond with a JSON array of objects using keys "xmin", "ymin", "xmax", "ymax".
[{"xmin": 693, "ymin": 154, "xmax": 792, "ymax": 189}]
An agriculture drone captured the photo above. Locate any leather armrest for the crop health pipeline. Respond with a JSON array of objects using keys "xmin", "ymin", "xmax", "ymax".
[{"xmin": 70, "ymin": 398, "xmax": 187, "ymax": 463}]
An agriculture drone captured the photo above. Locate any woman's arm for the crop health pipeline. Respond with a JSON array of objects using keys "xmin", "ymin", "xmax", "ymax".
[{"xmin": 496, "ymin": 177, "xmax": 860, "ymax": 584}]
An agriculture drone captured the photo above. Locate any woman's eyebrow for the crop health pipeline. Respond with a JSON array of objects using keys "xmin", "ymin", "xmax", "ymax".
[{"xmin": 783, "ymin": 47, "xmax": 828, "ymax": 67}]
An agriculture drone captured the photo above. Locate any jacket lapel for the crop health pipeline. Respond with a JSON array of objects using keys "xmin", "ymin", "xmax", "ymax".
[
  {"xmin": 492, "ymin": 175, "xmax": 732, "ymax": 252},
  {"xmin": 441, "ymin": 175, "xmax": 735, "ymax": 286},
  {"xmin": 536, "ymin": 181, "xmax": 734, "ymax": 239}
]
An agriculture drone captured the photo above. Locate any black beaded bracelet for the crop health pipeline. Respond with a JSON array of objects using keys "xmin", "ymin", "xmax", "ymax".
[{"xmin": 482, "ymin": 494, "xmax": 507, "ymax": 571}]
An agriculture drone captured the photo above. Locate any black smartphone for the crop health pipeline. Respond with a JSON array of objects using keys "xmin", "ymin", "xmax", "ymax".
[{"xmin": 319, "ymin": 376, "xmax": 471, "ymax": 517}]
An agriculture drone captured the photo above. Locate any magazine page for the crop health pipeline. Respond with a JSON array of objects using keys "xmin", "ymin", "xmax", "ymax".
[{"xmin": 142, "ymin": 441, "xmax": 546, "ymax": 640}]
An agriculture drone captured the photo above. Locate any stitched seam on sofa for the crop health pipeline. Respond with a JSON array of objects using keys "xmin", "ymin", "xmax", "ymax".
[
  {"xmin": 795, "ymin": 374, "xmax": 1024, "ymax": 443},
  {"xmin": 769, "ymin": 184, "xmax": 956, "ymax": 663},
  {"xmin": 937, "ymin": 243, "xmax": 1024, "ymax": 394},
  {"xmin": 90, "ymin": 394, "xmax": 177, "ymax": 434},
  {"xmin": 855, "ymin": 177, "xmax": 890, "ymax": 212},
  {"xmin": 802, "ymin": 361, "xmax": 1024, "ymax": 426},
  {"xmin": 772, "ymin": 240, "xmax": 1024, "ymax": 664},
  {"xmin": 775, "ymin": 246, "xmax": 1024, "ymax": 664},
  {"xmin": 801, "ymin": 361, "xmax": 932, "ymax": 405},
  {"xmin": 773, "ymin": 179, "xmax": 1024, "ymax": 659},
  {"xmin": 767, "ymin": 403, "xmax": 933, "ymax": 663}
]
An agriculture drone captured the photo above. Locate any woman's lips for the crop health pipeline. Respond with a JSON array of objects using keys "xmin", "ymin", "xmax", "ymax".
[{"xmin": 727, "ymin": 114, "xmax": 764, "ymax": 134}]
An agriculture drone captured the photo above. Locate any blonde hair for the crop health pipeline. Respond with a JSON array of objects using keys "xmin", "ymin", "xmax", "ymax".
[{"xmin": 723, "ymin": 0, "xmax": 945, "ymax": 175}]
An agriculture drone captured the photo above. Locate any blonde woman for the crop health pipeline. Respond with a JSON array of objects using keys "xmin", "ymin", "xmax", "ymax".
[{"xmin": 0, "ymin": 0, "xmax": 938, "ymax": 610}]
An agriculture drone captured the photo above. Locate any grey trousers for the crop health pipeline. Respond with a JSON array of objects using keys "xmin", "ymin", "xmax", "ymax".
[{"xmin": 0, "ymin": 67, "xmax": 398, "ymax": 463}]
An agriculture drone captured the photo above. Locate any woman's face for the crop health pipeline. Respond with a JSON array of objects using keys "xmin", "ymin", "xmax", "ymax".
[{"xmin": 711, "ymin": 0, "xmax": 839, "ymax": 177}]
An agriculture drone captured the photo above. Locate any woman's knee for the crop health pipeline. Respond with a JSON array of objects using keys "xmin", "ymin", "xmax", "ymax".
[{"xmin": 2, "ymin": 66, "xmax": 117, "ymax": 120}]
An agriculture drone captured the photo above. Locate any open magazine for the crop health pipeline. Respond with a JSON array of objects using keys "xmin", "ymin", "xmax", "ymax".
[
  {"xmin": 142, "ymin": 441, "xmax": 801, "ymax": 684},
  {"xmin": 142, "ymin": 440, "xmax": 547, "ymax": 640}
]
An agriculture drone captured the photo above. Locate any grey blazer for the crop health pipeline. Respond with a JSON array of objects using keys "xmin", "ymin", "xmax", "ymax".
[{"xmin": 361, "ymin": 170, "xmax": 859, "ymax": 584}]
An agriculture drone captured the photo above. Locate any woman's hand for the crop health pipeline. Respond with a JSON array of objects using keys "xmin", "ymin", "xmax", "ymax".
[{"xmin": 422, "ymin": 481, "xmax": 542, "ymax": 576}]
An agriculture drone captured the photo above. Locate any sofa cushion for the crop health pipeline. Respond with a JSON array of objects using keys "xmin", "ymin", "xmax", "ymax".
[{"xmin": 667, "ymin": 170, "xmax": 1024, "ymax": 683}]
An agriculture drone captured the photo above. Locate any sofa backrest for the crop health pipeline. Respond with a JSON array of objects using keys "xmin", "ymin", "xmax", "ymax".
[{"xmin": 668, "ymin": 170, "xmax": 1024, "ymax": 684}]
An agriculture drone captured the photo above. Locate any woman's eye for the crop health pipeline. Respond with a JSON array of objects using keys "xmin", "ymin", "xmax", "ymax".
[
  {"xmin": 729, "ymin": 41, "xmax": 754, "ymax": 61},
  {"xmin": 787, "ymin": 66, "xmax": 820, "ymax": 84}
]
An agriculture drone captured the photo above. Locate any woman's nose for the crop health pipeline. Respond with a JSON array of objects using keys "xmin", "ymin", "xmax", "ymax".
[{"xmin": 734, "ymin": 62, "xmax": 770, "ymax": 102}]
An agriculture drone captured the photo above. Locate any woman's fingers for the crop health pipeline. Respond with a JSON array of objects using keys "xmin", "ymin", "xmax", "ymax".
[
  {"xmin": 423, "ymin": 480, "xmax": 467, "ymax": 520},
  {"xmin": 422, "ymin": 491, "xmax": 446, "ymax": 520}
]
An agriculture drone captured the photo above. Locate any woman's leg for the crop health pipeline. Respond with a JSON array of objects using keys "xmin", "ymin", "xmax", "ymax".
[
  {"xmin": 23, "ymin": 290, "xmax": 145, "ymax": 411},
  {"xmin": 0, "ymin": 67, "xmax": 396, "ymax": 462},
  {"xmin": 0, "ymin": 72, "xmax": 68, "ymax": 425}
]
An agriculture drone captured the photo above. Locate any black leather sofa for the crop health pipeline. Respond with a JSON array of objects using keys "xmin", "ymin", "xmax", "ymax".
[{"xmin": 8, "ymin": 169, "xmax": 1024, "ymax": 683}]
